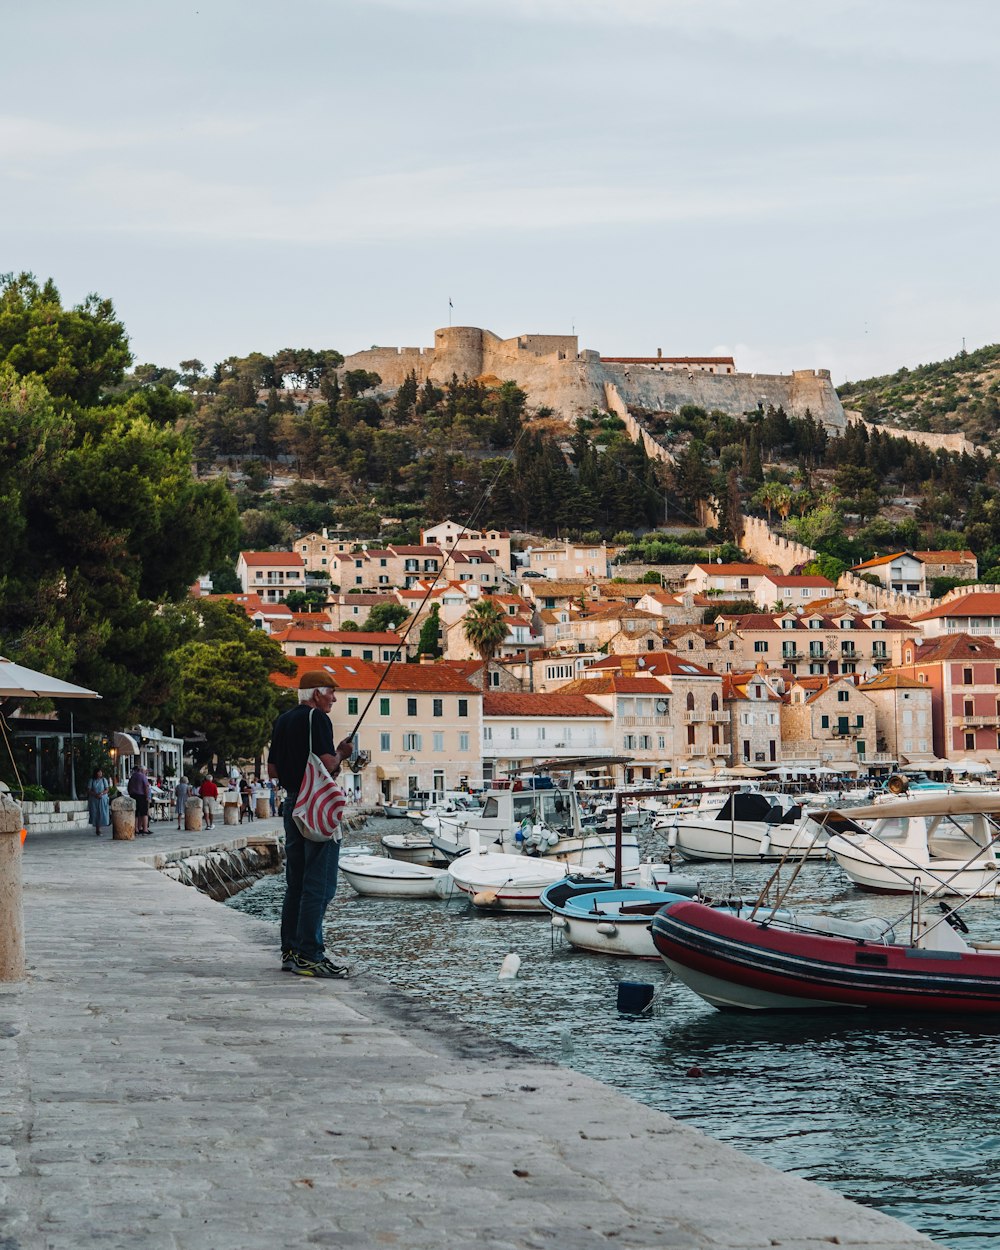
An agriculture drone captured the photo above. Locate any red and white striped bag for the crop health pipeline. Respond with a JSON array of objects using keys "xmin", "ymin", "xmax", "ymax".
[{"xmin": 292, "ymin": 709, "xmax": 347, "ymax": 843}]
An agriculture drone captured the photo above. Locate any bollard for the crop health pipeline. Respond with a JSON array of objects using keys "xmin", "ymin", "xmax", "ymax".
[
  {"xmin": 184, "ymin": 797, "xmax": 202, "ymax": 831},
  {"xmin": 0, "ymin": 794, "xmax": 25, "ymax": 981},
  {"xmin": 255, "ymin": 794, "xmax": 269, "ymax": 819},
  {"xmin": 223, "ymin": 799, "xmax": 240, "ymax": 827},
  {"xmin": 111, "ymin": 796, "xmax": 136, "ymax": 841}
]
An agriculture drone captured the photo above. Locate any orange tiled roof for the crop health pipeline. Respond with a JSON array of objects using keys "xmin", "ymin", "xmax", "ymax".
[
  {"xmin": 271, "ymin": 657, "xmax": 481, "ymax": 694},
  {"xmin": 911, "ymin": 592, "xmax": 1000, "ymax": 622},
  {"xmin": 483, "ymin": 693, "xmax": 611, "ymax": 718},
  {"xmin": 239, "ymin": 550, "xmax": 304, "ymax": 567}
]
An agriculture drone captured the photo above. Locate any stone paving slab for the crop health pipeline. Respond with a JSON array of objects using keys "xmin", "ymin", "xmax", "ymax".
[{"xmin": 0, "ymin": 823, "xmax": 943, "ymax": 1249}]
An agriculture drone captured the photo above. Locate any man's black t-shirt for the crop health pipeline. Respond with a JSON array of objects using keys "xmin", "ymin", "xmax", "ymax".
[{"xmin": 269, "ymin": 703, "xmax": 336, "ymax": 791}]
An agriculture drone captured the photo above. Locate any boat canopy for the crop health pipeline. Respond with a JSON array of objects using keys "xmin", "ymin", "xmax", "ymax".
[{"xmin": 813, "ymin": 792, "xmax": 1000, "ymax": 823}]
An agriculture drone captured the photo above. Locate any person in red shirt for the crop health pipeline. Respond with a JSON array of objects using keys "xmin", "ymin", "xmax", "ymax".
[{"xmin": 198, "ymin": 774, "xmax": 219, "ymax": 830}]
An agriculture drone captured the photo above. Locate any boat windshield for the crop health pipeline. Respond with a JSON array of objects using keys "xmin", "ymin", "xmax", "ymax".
[{"xmin": 512, "ymin": 791, "xmax": 574, "ymax": 831}]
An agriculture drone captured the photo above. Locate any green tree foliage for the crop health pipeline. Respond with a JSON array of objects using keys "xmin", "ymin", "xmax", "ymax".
[
  {"xmin": 418, "ymin": 603, "xmax": 443, "ymax": 658},
  {"xmin": 461, "ymin": 597, "xmax": 509, "ymax": 693},
  {"xmin": 164, "ymin": 599, "xmax": 294, "ymax": 765},
  {"xmin": 0, "ymin": 279, "xmax": 239, "ymax": 728},
  {"xmin": 0, "ymin": 272, "xmax": 132, "ymax": 405},
  {"xmin": 362, "ymin": 602, "xmax": 410, "ymax": 632}
]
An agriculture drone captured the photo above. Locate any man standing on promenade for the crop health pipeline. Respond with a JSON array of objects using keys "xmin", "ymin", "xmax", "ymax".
[{"xmin": 268, "ymin": 670, "xmax": 354, "ymax": 979}]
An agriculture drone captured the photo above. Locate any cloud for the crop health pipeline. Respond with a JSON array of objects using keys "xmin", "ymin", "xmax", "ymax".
[{"xmin": 358, "ymin": 0, "xmax": 1000, "ymax": 65}]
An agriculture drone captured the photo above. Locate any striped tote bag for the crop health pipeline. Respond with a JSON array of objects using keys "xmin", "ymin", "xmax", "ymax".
[{"xmin": 292, "ymin": 709, "xmax": 348, "ymax": 843}]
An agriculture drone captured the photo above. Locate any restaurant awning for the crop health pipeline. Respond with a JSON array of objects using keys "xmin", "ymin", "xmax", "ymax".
[
  {"xmin": 113, "ymin": 732, "xmax": 140, "ymax": 756},
  {"xmin": 376, "ymin": 765, "xmax": 401, "ymax": 780}
]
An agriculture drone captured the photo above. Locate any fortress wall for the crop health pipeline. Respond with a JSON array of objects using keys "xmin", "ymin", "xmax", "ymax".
[
  {"xmin": 600, "ymin": 365, "xmax": 847, "ymax": 431},
  {"xmin": 432, "ymin": 326, "xmax": 486, "ymax": 380},
  {"xmin": 340, "ymin": 344, "xmax": 438, "ymax": 389},
  {"xmin": 850, "ymin": 415, "xmax": 977, "ymax": 458},
  {"xmin": 605, "ymin": 384, "xmax": 676, "ymax": 465},
  {"xmin": 740, "ymin": 516, "xmax": 818, "ymax": 575},
  {"xmin": 835, "ymin": 571, "xmax": 930, "ymax": 616}
]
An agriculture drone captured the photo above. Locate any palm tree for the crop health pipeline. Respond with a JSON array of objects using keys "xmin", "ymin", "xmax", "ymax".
[{"xmin": 461, "ymin": 597, "xmax": 510, "ymax": 694}]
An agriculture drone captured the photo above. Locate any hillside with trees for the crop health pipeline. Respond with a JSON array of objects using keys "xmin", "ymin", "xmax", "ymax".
[{"xmin": 838, "ymin": 343, "xmax": 1000, "ymax": 446}]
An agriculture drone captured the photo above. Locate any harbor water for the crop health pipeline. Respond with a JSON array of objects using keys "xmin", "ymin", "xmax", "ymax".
[{"xmin": 230, "ymin": 815, "xmax": 1000, "ymax": 1248}]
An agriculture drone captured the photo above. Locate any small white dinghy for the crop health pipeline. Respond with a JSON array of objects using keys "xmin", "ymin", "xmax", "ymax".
[
  {"xmin": 446, "ymin": 829, "xmax": 567, "ymax": 912},
  {"xmin": 340, "ymin": 853, "xmax": 446, "ymax": 898}
]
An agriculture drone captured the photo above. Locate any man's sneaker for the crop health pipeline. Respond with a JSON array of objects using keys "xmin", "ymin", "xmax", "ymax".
[
  {"xmin": 291, "ymin": 954, "xmax": 350, "ymax": 979},
  {"xmin": 281, "ymin": 949, "xmax": 296, "ymax": 972}
]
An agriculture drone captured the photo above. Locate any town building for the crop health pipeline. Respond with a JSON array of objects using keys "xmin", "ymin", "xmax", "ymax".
[
  {"xmin": 910, "ymin": 590, "xmax": 1000, "ymax": 640},
  {"xmin": 715, "ymin": 606, "xmax": 919, "ymax": 679},
  {"xmin": 850, "ymin": 550, "xmax": 977, "ymax": 597},
  {"xmin": 857, "ymin": 673, "xmax": 934, "ymax": 771},
  {"xmin": 563, "ymin": 653, "xmax": 727, "ymax": 781},
  {"xmin": 421, "ymin": 520, "xmax": 512, "ymax": 573},
  {"xmin": 270, "ymin": 657, "xmax": 482, "ymax": 805},
  {"xmin": 270, "ymin": 628, "xmax": 411, "ymax": 662},
  {"xmin": 524, "ymin": 540, "xmax": 612, "ymax": 580},
  {"xmin": 753, "ymin": 573, "xmax": 836, "ymax": 610},
  {"xmin": 481, "ymin": 692, "xmax": 613, "ymax": 781},
  {"xmin": 780, "ymin": 676, "xmax": 878, "ymax": 772},
  {"xmin": 236, "ymin": 551, "xmax": 306, "ymax": 604},
  {"xmin": 683, "ymin": 563, "xmax": 773, "ymax": 600},
  {"xmin": 722, "ymin": 672, "xmax": 783, "ymax": 767},
  {"xmin": 895, "ymin": 633, "xmax": 1000, "ymax": 768}
]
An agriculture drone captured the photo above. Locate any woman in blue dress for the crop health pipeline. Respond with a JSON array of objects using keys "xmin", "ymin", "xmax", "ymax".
[{"xmin": 87, "ymin": 767, "xmax": 111, "ymax": 836}]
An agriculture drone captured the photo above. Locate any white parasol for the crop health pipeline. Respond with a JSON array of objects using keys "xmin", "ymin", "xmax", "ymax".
[{"xmin": 0, "ymin": 658, "xmax": 100, "ymax": 700}]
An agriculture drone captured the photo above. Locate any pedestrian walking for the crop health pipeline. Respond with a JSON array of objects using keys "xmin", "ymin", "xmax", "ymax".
[
  {"xmin": 198, "ymin": 774, "xmax": 219, "ymax": 829},
  {"xmin": 127, "ymin": 763, "xmax": 152, "ymax": 836},
  {"xmin": 267, "ymin": 778, "xmax": 278, "ymax": 817},
  {"xmin": 239, "ymin": 775, "xmax": 254, "ymax": 823},
  {"xmin": 174, "ymin": 775, "xmax": 192, "ymax": 830},
  {"xmin": 87, "ymin": 767, "xmax": 111, "ymax": 836},
  {"xmin": 268, "ymin": 670, "xmax": 354, "ymax": 979}
]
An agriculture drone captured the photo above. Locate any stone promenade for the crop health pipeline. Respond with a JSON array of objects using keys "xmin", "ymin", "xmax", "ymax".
[{"xmin": 1, "ymin": 818, "xmax": 942, "ymax": 1250}]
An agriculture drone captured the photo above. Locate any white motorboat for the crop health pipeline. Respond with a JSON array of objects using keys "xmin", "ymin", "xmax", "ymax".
[
  {"xmin": 447, "ymin": 847, "xmax": 567, "ymax": 912},
  {"xmin": 431, "ymin": 777, "xmax": 640, "ymax": 874},
  {"xmin": 379, "ymin": 800, "xmax": 410, "ymax": 819},
  {"xmin": 380, "ymin": 830, "xmax": 447, "ymax": 867},
  {"xmin": 340, "ymin": 853, "xmax": 448, "ymax": 898},
  {"xmin": 823, "ymin": 791, "xmax": 1000, "ymax": 897},
  {"xmin": 672, "ymin": 791, "xmax": 826, "ymax": 862}
]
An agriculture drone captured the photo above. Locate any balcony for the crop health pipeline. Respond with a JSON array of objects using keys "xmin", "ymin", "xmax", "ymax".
[
  {"xmin": 867, "ymin": 752, "xmax": 896, "ymax": 765},
  {"xmin": 706, "ymin": 711, "xmax": 729, "ymax": 724},
  {"xmin": 832, "ymin": 726, "xmax": 863, "ymax": 738},
  {"xmin": 960, "ymin": 714, "xmax": 1000, "ymax": 727},
  {"xmin": 780, "ymin": 651, "xmax": 805, "ymax": 662},
  {"xmin": 683, "ymin": 711, "xmax": 705, "ymax": 724},
  {"xmin": 806, "ymin": 649, "xmax": 828, "ymax": 661},
  {"xmin": 839, "ymin": 648, "xmax": 859, "ymax": 659},
  {"xmin": 684, "ymin": 743, "xmax": 703, "ymax": 756},
  {"xmin": 621, "ymin": 715, "xmax": 669, "ymax": 728}
]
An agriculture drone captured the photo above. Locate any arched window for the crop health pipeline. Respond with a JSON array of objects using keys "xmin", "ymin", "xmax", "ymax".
[
  {"xmin": 686, "ymin": 692, "xmax": 695, "ymax": 711},
  {"xmin": 710, "ymin": 692, "xmax": 719, "ymax": 711}
]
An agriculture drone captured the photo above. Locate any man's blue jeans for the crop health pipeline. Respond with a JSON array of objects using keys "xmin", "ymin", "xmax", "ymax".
[{"xmin": 280, "ymin": 786, "xmax": 341, "ymax": 962}]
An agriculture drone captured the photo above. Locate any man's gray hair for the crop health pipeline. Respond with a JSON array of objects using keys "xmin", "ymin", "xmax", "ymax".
[{"xmin": 298, "ymin": 686, "xmax": 332, "ymax": 703}]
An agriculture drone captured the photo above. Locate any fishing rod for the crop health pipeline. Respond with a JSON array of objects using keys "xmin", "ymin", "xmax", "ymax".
[{"xmin": 344, "ymin": 425, "xmax": 529, "ymax": 747}]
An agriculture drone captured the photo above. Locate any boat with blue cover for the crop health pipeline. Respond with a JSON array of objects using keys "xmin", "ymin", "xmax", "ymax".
[{"xmin": 542, "ymin": 876, "xmax": 702, "ymax": 959}]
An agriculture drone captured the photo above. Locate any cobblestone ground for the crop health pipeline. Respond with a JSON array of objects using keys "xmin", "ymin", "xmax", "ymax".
[{"xmin": 0, "ymin": 821, "xmax": 942, "ymax": 1249}]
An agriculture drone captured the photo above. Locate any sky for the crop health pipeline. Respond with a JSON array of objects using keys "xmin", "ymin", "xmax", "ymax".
[{"xmin": 4, "ymin": 0, "xmax": 999, "ymax": 385}]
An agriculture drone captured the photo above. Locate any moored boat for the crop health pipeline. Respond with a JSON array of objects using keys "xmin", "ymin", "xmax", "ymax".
[
  {"xmin": 823, "ymin": 792, "xmax": 1000, "ymax": 897},
  {"xmin": 340, "ymin": 853, "xmax": 447, "ymax": 898},
  {"xmin": 651, "ymin": 897, "xmax": 1000, "ymax": 1013},
  {"xmin": 671, "ymin": 791, "xmax": 825, "ymax": 862},
  {"xmin": 380, "ymin": 830, "xmax": 447, "ymax": 867},
  {"xmin": 543, "ymin": 879, "xmax": 702, "ymax": 959}
]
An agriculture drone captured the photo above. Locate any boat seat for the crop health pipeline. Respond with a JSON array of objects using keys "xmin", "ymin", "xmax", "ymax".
[{"xmin": 766, "ymin": 912, "xmax": 897, "ymax": 944}]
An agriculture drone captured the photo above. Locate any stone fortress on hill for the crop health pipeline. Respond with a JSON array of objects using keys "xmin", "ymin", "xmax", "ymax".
[{"xmin": 341, "ymin": 325, "xmax": 849, "ymax": 431}]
